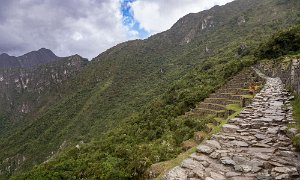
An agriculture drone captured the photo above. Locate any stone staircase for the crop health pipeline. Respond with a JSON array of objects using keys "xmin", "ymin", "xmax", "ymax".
[
  {"xmin": 164, "ymin": 69, "xmax": 300, "ymax": 180},
  {"xmin": 186, "ymin": 68, "xmax": 264, "ymax": 119},
  {"xmin": 148, "ymin": 68, "xmax": 265, "ymax": 179}
]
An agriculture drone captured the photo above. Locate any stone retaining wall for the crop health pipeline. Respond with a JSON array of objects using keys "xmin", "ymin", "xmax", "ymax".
[{"xmin": 256, "ymin": 58, "xmax": 300, "ymax": 101}]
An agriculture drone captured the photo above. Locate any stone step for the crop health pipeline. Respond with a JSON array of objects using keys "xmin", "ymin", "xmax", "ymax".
[
  {"xmin": 204, "ymin": 98, "xmax": 240, "ymax": 106},
  {"xmin": 192, "ymin": 108, "xmax": 229, "ymax": 118},
  {"xmin": 197, "ymin": 103, "xmax": 226, "ymax": 111},
  {"xmin": 209, "ymin": 93, "xmax": 243, "ymax": 101},
  {"xmin": 192, "ymin": 108, "xmax": 218, "ymax": 116},
  {"xmin": 224, "ymin": 79, "xmax": 263, "ymax": 89},
  {"xmin": 216, "ymin": 88, "xmax": 250, "ymax": 95},
  {"xmin": 209, "ymin": 93, "xmax": 234, "ymax": 99},
  {"xmin": 222, "ymin": 82, "xmax": 251, "ymax": 89},
  {"xmin": 229, "ymin": 77, "xmax": 257, "ymax": 84},
  {"xmin": 231, "ymin": 95, "xmax": 245, "ymax": 101}
]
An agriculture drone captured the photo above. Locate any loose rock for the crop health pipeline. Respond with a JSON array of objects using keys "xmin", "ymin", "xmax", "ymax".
[{"xmin": 197, "ymin": 145, "xmax": 213, "ymax": 154}]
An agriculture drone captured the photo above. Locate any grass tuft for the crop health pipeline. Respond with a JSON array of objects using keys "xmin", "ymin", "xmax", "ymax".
[{"xmin": 291, "ymin": 98, "xmax": 300, "ymax": 149}]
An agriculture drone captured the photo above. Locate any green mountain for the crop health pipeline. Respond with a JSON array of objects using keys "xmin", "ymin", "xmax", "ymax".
[
  {"xmin": 0, "ymin": 54, "xmax": 88, "ymax": 137},
  {"xmin": 0, "ymin": 0, "xmax": 300, "ymax": 179}
]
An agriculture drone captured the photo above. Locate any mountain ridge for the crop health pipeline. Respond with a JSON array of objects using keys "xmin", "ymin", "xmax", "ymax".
[
  {"xmin": 0, "ymin": 54, "xmax": 88, "ymax": 134},
  {"xmin": 0, "ymin": 48, "xmax": 60, "ymax": 68},
  {"xmin": 0, "ymin": 0, "xmax": 300, "ymax": 179}
]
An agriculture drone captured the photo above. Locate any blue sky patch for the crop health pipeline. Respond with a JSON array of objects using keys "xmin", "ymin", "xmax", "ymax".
[{"xmin": 120, "ymin": 0, "xmax": 149, "ymax": 38}]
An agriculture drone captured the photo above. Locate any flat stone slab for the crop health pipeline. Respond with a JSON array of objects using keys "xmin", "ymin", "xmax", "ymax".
[
  {"xmin": 222, "ymin": 124, "xmax": 240, "ymax": 133},
  {"xmin": 231, "ymin": 140, "xmax": 249, "ymax": 147},
  {"xmin": 181, "ymin": 158, "xmax": 204, "ymax": 170},
  {"xmin": 197, "ymin": 145, "xmax": 213, "ymax": 154},
  {"xmin": 206, "ymin": 140, "xmax": 221, "ymax": 149},
  {"xmin": 164, "ymin": 166, "xmax": 187, "ymax": 180}
]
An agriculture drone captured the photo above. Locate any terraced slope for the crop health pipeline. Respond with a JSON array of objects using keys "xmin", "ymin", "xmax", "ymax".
[
  {"xmin": 186, "ymin": 68, "xmax": 263, "ymax": 119},
  {"xmin": 164, "ymin": 70, "xmax": 300, "ymax": 180},
  {"xmin": 150, "ymin": 68, "xmax": 264, "ymax": 178}
]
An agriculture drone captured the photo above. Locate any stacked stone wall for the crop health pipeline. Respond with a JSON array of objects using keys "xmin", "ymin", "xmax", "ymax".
[{"xmin": 256, "ymin": 58, "xmax": 300, "ymax": 101}]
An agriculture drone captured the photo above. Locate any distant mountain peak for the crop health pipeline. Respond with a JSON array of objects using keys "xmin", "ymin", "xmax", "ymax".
[
  {"xmin": 23, "ymin": 48, "xmax": 57, "ymax": 58},
  {"xmin": 0, "ymin": 53, "xmax": 10, "ymax": 57},
  {"xmin": 0, "ymin": 48, "xmax": 61, "ymax": 68},
  {"xmin": 38, "ymin": 47, "xmax": 48, "ymax": 51},
  {"xmin": 37, "ymin": 48, "xmax": 55, "ymax": 54},
  {"xmin": 18, "ymin": 48, "xmax": 59, "ymax": 68}
]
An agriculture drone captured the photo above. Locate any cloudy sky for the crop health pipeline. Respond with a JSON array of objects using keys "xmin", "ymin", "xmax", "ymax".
[{"xmin": 0, "ymin": 0, "xmax": 234, "ymax": 59}]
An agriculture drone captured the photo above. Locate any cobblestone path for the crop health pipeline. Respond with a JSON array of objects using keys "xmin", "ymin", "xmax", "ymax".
[{"xmin": 164, "ymin": 70, "xmax": 300, "ymax": 180}]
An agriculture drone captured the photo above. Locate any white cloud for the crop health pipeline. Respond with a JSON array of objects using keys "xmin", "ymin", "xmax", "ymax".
[
  {"xmin": 0, "ymin": 0, "xmax": 139, "ymax": 59},
  {"xmin": 130, "ymin": 0, "xmax": 234, "ymax": 34},
  {"xmin": 0, "ymin": 0, "xmax": 235, "ymax": 59}
]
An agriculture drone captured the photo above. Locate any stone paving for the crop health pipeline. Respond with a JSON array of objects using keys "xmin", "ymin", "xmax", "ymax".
[{"xmin": 164, "ymin": 70, "xmax": 300, "ymax": 180}]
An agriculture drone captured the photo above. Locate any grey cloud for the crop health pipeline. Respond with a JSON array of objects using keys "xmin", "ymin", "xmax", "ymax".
[
  {"xmin": 0, "ymin": 0, "xmax": 135, "ymax": 59},
  {"xmin": 0, "ymin": 0, "xmax": 233, "ymax": 59},
  {"xmin": 130, "ymin": 0, "xmax": 234, "ymax": 33}
]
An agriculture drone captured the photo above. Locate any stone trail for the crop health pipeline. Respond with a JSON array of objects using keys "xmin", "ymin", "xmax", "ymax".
[{"xmin": 164, "ymin": 70, "xmax": 300, "ymax": 180}]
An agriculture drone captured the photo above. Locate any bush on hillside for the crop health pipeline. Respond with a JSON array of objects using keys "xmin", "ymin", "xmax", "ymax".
[{"xmin": 256, "ymin": 24, "xmax": 300, "ymax": 59}]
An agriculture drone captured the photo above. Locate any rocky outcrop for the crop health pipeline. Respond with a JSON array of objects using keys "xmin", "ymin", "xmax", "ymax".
[
  {"xmin": 164, "ymin": 70, "xmax": 300, "ymax": 180},
  {"xmin": 0, "ymin": 55, "xmax": 88, "ymax": 122},
  {"xmin": 0, "ymin": 55, "xmax": 88, "ymax": 177}
]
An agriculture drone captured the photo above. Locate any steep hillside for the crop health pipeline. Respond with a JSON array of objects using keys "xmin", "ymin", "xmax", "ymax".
[
  {"xmin": 0, "ymin": 55, "xmax": 88, "ymax": 135},
  {"xmin": 1, "ymin": 0, "xmax": 300, "ymax": 179},
  {"xmin": 0, "ymin": 48, "xmax": 59, "ymax": 68},
  {"xmin": 256, "ymin": 23, "xmax": 300, "ymax": 59}
]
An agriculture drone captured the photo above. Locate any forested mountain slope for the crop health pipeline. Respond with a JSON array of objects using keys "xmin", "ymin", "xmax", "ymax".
[
  {"xmin": 0, "ymin": 0, "xmax": 300, "ymax": 179},
  {"xmin": 0, "ymin": 55, "xmax": 88, "ymax": 133}
]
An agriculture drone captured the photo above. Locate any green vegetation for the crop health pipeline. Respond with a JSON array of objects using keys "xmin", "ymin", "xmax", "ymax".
[
  {"xmin": 11, "ymin": 59, "xmax": 241, "ymax": 179},
  {"xmin": 13, "ymin": 73, "xmax": 248, "ymax": 180},
  {"xmin": 1, "ymin": 0, "xmax": 300, "ymax": 179},
  {"xmin": 256, "ymin": 24, "xmax": 300, "ymax": 59},
  {"xmin": 226, "ymin": 104, "xmax": 242, "ymax": 112},
  {"xmin": 291, "ymin": 97, "xmax": 300, "ymax": 149}
]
